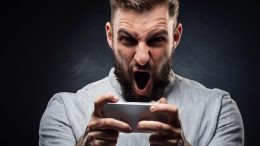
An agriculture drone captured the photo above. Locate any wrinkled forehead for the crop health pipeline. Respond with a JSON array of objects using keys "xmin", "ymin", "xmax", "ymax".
[{"xmin": 112, "ymin": 6, "xmax": 174, "ymax": 33}]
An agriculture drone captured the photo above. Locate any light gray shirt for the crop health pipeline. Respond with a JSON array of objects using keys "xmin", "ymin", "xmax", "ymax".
[{"xmin": 39, "ymin": 68, "xmax": 244, "ymax": 146}]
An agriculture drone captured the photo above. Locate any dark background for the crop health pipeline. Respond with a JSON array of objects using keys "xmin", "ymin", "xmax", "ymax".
[{"xmin": 3, "ymin": 0, "xmax": 259, "ymax": 145}]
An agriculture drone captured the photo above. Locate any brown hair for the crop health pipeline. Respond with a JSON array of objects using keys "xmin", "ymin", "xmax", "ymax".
[{"xmin": 109, "ymin": 0, "xmax": 179, "ymax": 21}]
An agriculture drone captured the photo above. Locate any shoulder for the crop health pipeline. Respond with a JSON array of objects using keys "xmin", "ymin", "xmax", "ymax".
[
  {"xmin": 174, "ymin": 75, "xmax": 244, "ymax": 145},
  {"xmin": 40, "ymin": 76, "xmax": 113, "ymax": 140},
  {"xmin": 173, "ymin": 74, "xmax": 239, "ymax": 123},
  {"xmin": 45, "ymin": 76, "xmax": 113, "ymax": 112},
  {"xmin": 174, "ymin": 74, "xmax": 230, "ymax": 103},
  {"xmin": 46, "ymin": 76, "xmax": 110, "ymax": 103}
]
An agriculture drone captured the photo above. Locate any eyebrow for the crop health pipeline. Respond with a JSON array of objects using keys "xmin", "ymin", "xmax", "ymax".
[
  {"xmin": 117, "ymin": 29, "xmax": 136, "ymax": 38},
  {"xmin": 117, "ymin": 29, "xmax": 168, "ymax": 40},
  {"xmin": 148, "ymin": 30, "xmax": 168, "ymax": 38}
]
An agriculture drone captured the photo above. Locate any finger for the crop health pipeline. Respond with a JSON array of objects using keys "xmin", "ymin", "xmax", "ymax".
[
  {"xmin": 88, "ymin": 129, "xmax": 119, "ymax": 141},
  {"xmin": 137, "ymin": 121, "xmax": 181, "ymax": 137},
  {"xmin": 93, "ymin": 139, "xmax": 117, "ymax": 146},
  {"xmin": 88, "ymin": 118, "xmax": 132, "ymax": 133},
  {"xmin": 150, "ymin": 103, "xmax": 178, "ymax": 115},
  {"xmin": 150, "ymin": 104, "xmax": 180, "ymax": 127},
  {"xmin": 158, "ymin": 97, "xmax": 167, "ymax": 104},
  {"xmin": 93, "ymin": 94, "xmax": 118, "ymax": 117}
]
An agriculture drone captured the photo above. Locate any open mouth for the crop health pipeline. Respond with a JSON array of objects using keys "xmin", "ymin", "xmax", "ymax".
[{"xmin": 134, "ymin": 71, "xmax": 150, "ymax": 90}]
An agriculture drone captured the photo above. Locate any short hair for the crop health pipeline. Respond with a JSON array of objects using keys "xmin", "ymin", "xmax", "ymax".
[{"xmin": 109, "ymin": 0, "xmax": 179, "ymax": 22}]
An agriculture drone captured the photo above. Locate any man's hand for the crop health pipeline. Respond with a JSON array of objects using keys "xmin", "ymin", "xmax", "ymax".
[
  {"xmin": 137, "ymin": 98, "xmax": 191, "ymax": 146},
  {"xmin": 76, "ymin": 94, "xmax": 132, "ymax": 146}
]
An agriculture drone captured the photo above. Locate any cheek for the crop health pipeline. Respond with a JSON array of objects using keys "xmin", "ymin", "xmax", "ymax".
[
  {"xmin": 151, "ymin": 49, "xmax": 169, "ymax": 71},
  {"xmin": 115, "ymin": 46, "xmax": 135, "ymax": 72}
]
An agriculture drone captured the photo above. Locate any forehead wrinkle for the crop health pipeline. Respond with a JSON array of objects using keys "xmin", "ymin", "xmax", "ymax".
[
  {"xmin": 117, "ymin": 21, "xmax": 138, "ymax": 37},
  {"xmin": 113, "ymin": 6, "xmax": 172, "ymax": 40},
  {"xmin": 117, "ymin": 19, "xmax": 169, "ymax": 40}
]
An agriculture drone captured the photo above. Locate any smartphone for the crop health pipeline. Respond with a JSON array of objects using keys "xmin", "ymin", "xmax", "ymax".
[{"xmin": 103, "ymin": 102, "xmax": 168, "ymax": 132}]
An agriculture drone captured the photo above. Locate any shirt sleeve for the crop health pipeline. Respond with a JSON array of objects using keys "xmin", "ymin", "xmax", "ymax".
[
  {"xmin": 39, "ymin": 93, "xmax": 76, "ymax": 146},
  {"xmin": 209, "ymin": 95, "xmax": 244, "ymax": 146}
]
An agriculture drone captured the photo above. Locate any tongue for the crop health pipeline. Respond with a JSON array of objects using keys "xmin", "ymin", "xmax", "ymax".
[{"xmin": 134, "ymin": 72, "xmax": 150, "ymax": 90}]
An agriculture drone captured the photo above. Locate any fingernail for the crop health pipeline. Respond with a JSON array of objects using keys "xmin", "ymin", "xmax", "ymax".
[
  {"xmin": 129, "ymin": 126, "xmax": 132, "ymax": 131},
  {"xmin": 159, "ymin": 97, "xmax": 167, "ymax": 103},
  {"xmin": 150, "ymin": 105, "xmax": 156, "ymax": 112},
  {"xmin": 137, "ymin": 124, "xmax": 140, "ymax": 129},
  {"xmin": 123, "ymin": 125, "xmax": 132, "ymax": 133},
  {"xmin": 137, "ymin": 123, "xmax": 142, "ymax": 129}
]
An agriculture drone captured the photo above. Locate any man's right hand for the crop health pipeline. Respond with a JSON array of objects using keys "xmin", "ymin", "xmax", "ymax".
[{"xmin": 76, "ymin": 94, "xmax": 132, "ymax": 146}]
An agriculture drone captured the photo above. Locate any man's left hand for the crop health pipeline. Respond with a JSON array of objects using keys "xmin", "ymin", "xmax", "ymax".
[{"xmin": 137, "ymin": 98, "xmax": 191, "ymax": 146}]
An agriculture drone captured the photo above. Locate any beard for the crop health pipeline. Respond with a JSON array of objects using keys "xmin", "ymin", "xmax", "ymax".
[{"xmin": 114, "ymin": 54, "xmax": 173, "ymax": 102}]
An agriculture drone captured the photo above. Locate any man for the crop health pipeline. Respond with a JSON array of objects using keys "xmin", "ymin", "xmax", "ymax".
[{"xmin": 39, "ymin": 0, "xmax": 244, "ymax": 146}]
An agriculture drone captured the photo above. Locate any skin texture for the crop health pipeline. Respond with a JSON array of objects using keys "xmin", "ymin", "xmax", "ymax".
[
  {"xmin": 76, "ymin": 6, "xmax": 191, "ymax": 146},
  {"xmin": 106, "ymin": 6, "xmax": 182, "ymax": 98}
]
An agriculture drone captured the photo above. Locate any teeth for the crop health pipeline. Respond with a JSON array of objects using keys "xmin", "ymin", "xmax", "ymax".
[{"xmin": 134, "ymin": 72, "xmax": 150, "ymax": 90}]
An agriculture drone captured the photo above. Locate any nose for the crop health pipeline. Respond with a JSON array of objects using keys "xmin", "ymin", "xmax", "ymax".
[{"xmin": 134, "ymin": 42, "xmax": 150, "ymax": 66}]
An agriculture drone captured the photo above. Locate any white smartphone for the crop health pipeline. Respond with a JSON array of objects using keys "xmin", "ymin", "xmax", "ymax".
[{"xmin": 103, "ymin": 102, "xmax": 168, "ymax": 132}]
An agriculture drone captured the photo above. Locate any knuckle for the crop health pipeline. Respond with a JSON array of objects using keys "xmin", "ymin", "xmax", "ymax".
[
  {"xmin": 175, "ymin": 128, "xmax": 182, "ymax": 138},
  {"xmin": 104, "ymin": 118, "xmax": 114, "ymax": 127},
  {"xmin": 170, "ymin": 127, "xmax": 182, "ymax": 138},
  {"xmin": 103, "ymin": 118, "xmax": 110, "ymax": 127},
  {"xmin": 103, "ymin": 119, "xmax": 109, "ymax": 126},
  {"xmin": 156, "ymin": 123, "xmax": 164, "ymax": 130},
  {"xmin": 88, "ymin": 133, "xmax": 94, "ymax": 141},
  {"xmin": 88, "ymin": 119, "xmax": 97, "ymax": 129},
  {"xmin": 175, "ymin": 128, "xmax": 181, "ymax": 134},
  {"xmin": 93, "ymin": 140, "xmax": 100, "ymax": 146}
]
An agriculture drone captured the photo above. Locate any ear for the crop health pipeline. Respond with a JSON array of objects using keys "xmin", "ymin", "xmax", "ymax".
[
  {"xmin": 105, "ymin": 22, "xmax": 113, "ymax": 49},
  {"xmin": 173, "ymin": 23, "xmax": 183, "ymax": 48}
]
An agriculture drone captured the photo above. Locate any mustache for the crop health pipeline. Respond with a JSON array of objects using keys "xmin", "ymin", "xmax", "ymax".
[
  {"xmin": 128, "ymin": 61, "xmax": 153, "ymax": 74},
  {"xmin": 134, "ymin": 62, "xmax": 151, "ymax": 70}
]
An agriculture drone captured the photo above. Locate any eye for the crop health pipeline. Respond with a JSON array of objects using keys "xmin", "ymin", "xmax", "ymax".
[
  {"xmin": 119, "ymin": 36, "xmax": 138, "ymax": 46},
  {"xmin": 147, "ymin": 36, "xmax": 167, "ymax": 46}
]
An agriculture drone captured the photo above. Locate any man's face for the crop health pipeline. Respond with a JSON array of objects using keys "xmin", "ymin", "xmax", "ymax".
[{"xmin": 106, "ymin": 6, "xmax": 182, "ymax": 102}]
